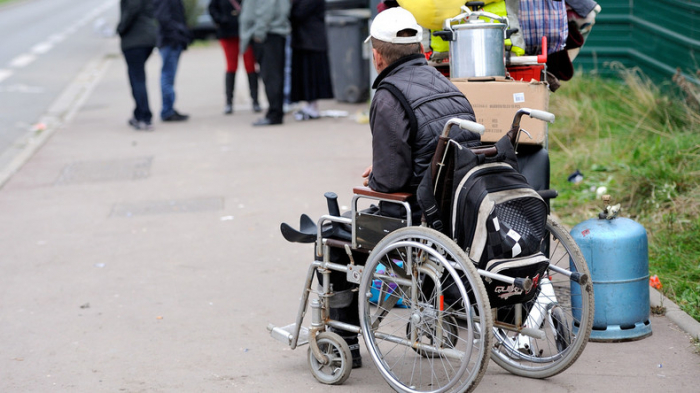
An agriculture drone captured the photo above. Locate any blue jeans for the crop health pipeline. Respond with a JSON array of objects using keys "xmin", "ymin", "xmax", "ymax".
[
  {"xmin": 123, "ymin": 46, "xmax": 154, "ymax": 123},
  {"xmin": 159, "ymin": 44, "xmax": 183, "ymax": 119}
]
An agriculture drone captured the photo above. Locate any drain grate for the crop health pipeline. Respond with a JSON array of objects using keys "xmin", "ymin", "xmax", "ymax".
[
  {"xmin": 55, "ymin": 157, "xmax": 152, "ymax": 185},
  {"xmin": 111, "ymin": 197, "xmax": 224, "ymax": 217}
]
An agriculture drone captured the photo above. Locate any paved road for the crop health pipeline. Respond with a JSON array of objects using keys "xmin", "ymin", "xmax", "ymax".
[
  {"xmin": 0, "ymin": 17, "xmax": 698, "ymax": 392},
  {"xmin": 0, "ymin": 0, "xmax": 118, "ymax": 171}
]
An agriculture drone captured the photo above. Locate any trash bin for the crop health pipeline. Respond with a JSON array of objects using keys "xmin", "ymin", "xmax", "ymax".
[{"xmin": 326, "ymin": 9, "xmax": 371, "ymax": 103}]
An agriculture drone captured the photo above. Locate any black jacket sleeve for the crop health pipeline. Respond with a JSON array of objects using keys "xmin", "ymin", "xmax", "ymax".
[
  {"xmin": 154, "ymin": 0, "xmax": 191, "ymax": 48},
  {"xmin": 368, "ymin": 88, "xmax": 414, "ymax": 193},
  {"xmin": 117, "ymin": 0, "xmax": 141, "ymax": 36}
]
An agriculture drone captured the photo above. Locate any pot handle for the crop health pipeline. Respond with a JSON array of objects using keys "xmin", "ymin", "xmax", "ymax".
[
  {"xmin": 443, "ymin": 10, "xmax": 471, "ymax": 32},
  {"xmin": 443, "ymin": 6, "xmax": 509, "ymax": 31}
]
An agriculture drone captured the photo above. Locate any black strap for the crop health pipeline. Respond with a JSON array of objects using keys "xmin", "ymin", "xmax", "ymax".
[
  {"xmin": 416, "ymin": 156, "xmax": 445, "ymax": 232},
  {"xmin": 421, "ymin": 188, "xmax": 444, "ymax": 231},
  {"xmin": 377, "ymin": 83, "xmax": 418, "ymax": 146},
  {"xmin": 378, "ymin": 83, "xmax": 444, "ymax": 229}
]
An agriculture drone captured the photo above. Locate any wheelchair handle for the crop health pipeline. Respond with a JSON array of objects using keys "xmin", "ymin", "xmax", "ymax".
[
  {"xmin": 441, "ymin": 118, "xmax": 485, "ymax": 138},
  {"xmin": 506, "ymin": 108, "xmax": 555, "ymax": 148},
  {"xmin": 527, "ymin": 109, "xmax": 555, "ymax": 123}
]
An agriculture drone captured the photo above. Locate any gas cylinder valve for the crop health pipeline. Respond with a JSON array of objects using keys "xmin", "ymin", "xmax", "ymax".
[{"xmin": 599, "ymin": 195, "xmax": 621, "ymax": 220}]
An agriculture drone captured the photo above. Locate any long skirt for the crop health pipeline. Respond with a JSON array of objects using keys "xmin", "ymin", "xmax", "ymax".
[{"xmin": 290, "ymin": 49, "xmax": 334, "ymax": 102}]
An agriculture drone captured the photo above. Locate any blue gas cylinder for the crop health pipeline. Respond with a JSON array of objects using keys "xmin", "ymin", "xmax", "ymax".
[{"xmin": 571, "ymin": 215, "xmax": 652, "ymax": 341}]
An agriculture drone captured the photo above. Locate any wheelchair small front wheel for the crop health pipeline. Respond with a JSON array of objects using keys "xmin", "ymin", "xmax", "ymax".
[{"xmin": 307, "ymin": 331, "xmax": 352, "ymax": 385}]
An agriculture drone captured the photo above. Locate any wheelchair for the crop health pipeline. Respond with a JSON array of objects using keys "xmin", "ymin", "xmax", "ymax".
[{"xmin": 268, "ymin": 109, "xmax": 594, "ymax": 392}]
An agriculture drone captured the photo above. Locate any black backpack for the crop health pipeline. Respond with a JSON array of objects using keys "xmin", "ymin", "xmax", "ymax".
[{"xmin": 418, "ymin": 134, "xmax": 549, "ymax": 307}]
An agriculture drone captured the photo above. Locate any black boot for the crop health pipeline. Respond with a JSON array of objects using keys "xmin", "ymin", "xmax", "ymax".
[
  {"xmin": 247, "ymin": 72, "xmax": 261, "ymax": 113},
  {"xmin": 225, "ymin": 72, "xmax": 235, "ymax": 114},
  {"xmin": 329, "ymin": 296, "xmax": 362, "ymax": 369}
]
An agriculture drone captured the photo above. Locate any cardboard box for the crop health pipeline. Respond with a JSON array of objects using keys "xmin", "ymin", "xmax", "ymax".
[{"xmin": 451, "ymin": 79, "xmax": 550, "ymax": 145}]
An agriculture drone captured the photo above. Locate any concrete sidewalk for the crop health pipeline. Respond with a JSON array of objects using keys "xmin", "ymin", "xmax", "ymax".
[{"xmin": 0, "ymin": 40, "xmax": 698, "ymax": 392}]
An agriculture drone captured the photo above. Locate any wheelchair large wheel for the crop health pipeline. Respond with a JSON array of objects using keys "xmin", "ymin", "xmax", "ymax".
[
  {"xmin": 490, "ymin": 216, "xmax": 594, "ymax": 378},
  {"xmin": 359, "ymin": 227, "xmax": 493, "ymax": 393}
]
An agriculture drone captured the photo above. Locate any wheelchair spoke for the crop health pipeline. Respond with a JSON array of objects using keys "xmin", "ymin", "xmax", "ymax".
[
  {"xmin": 490, "ymin": 217, "xmax": 594, "ymax": 378},
  {"xmin": 360, "ymin": 227, "xmax": 493, "ymax": 393}
]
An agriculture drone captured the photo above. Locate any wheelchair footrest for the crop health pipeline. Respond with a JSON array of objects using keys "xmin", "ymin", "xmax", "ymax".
[{"xmin": 267, "ymin": 323, "xmax": 309, "ymax": 347}]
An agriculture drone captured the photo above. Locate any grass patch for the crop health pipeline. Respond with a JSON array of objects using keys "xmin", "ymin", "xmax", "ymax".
[{"xmin": 548, "ymin": 63, "xmax": 700, "ymax": 322}]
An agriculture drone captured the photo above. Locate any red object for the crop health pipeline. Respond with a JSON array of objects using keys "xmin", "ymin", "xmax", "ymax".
[
  {"xmin": 538, "ymin": 36, "xmax": 548, "ymax": 63},
  {"xmin": 219, "ymin": 37, "xmax": 256, "ymax": 73},
  {"xmin": 507, "ymin": 65, "xmax": 545, "ymax": 82},
  {"xmin": 435, "ymin": 64, "xmax": 450, "ymax": 78},
  {"xmin": 650, "ymin": 275, "xmax": 663, "ymax": 290}
]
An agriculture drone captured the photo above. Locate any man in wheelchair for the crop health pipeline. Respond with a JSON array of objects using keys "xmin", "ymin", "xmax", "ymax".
[
  {"xmin": 328, "ymin": 6, "xmax": 482, "ymax": 368},
  {"xmin": 276, "ymin": 8, "xmax": 594, "ymax": 386}
]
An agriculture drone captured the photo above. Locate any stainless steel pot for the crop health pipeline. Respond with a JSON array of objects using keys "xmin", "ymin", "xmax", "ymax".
[{"xmin": 442, "ymin": 9, "xmax": 508, "ymax": 78}]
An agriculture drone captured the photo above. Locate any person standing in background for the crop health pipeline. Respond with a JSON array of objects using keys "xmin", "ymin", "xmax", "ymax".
[
  {"xmin": 154, "ymin": 0, "xmax": 191, "ymax": 122},
  {"xmin": 239, "ymin": 0, "xmax": 290, "ymax": 126},
  {"xmin": 117, "ymin": 0, "xmax": 158, "ymax": 131},
  {"xmin": 208, "ymin": 0, "xmax": 262, "ymax": 115},
  {"xmin": 290, "ymin": 0, "xmax": 334, "ymax": 120}
]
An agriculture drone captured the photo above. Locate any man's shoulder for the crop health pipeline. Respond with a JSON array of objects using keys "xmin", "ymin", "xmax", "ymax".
[{"xmin": 382, "ymin": 64, "xmax": 460, "ymax": 97}]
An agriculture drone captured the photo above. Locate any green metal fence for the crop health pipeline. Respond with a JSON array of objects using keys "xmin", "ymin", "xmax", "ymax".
[{"xmin": 576, "ymin": 0, "xmax": 700, "ymax": 85}]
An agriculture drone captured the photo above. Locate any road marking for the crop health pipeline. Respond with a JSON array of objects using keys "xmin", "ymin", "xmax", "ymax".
[
  {"xmin": 0, "ymin": 69, "xmax": 12, "ymax": 83},
  {"xmin": 31, "ymin": 42, "xmax": 53, "ymax": 55},
  {"xmin": 48, "ymin": 34, "xmax": 66, "ymax": 45},
  {"xmin": 4, "ymin": 0, "xmax": 118, "ymax": 73},
  {"xmin": 0, "ymin": 84, "xmax": 44, "ymax": 93},
  {"xmin": 9, "ymin": 54, "xmax": 36, "ymax": 68}
]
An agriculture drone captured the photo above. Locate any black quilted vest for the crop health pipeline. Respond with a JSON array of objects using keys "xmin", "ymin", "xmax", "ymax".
[{"xmin": 376, "ymin": 54, "xmax": 479, "ymax": 189}]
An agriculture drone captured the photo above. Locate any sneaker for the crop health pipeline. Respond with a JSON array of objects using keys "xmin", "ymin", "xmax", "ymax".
[
  {"xmin": 252, "ymin": 101, "xmax": 261, "ymax": 113},
  {"xmin": 283, "ymin": 102, "xmax": 299, "ymax": 114},
  {"xmin": 128, "ymin": 118, "xmax": 140, "ymax": 130},
  {"xmin": 163, "ymin": 110, "xmax": 189, "ymax": 122},
  {"xmin": 138, "ymin": 121, "xmax": 154, "ymax": 131},
  {"xmin": 294, "ymin": 109, "xmax": 320, "ymax": 121},
  {"xmin": 224, "ymin": 104, "xmax": 233, "ymax": 115},
  {"xmin": 128, "ymin": 118, "xmax": 154, "ymax": 131}
]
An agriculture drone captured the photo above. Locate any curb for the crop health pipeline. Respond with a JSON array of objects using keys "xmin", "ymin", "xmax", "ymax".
[
  {"xmin": 0, "ymin": 52, "xmax": 114, "ymax": 190},
  {"xmin": 649, "ymin": 286, "xmax": 700, "ymax": 340}
]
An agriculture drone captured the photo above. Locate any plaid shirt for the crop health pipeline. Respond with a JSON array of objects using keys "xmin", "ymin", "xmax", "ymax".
[{"xmin": 519, "ymin": 0, "xmax": 569, "ymax": 55}]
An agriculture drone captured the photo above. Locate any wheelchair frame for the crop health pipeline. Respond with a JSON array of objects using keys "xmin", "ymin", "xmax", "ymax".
[{"xmin": 268, "ymin": 109, "xmax": 595, "ymax": 392}]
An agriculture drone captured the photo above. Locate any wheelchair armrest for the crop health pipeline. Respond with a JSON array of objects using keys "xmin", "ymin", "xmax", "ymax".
[{"xmin": 352, "ymin": 186, "xmax": 412, "ymax": 202}]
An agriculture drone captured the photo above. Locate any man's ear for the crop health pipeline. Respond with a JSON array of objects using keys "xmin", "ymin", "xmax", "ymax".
[{"xmin": 372, "ymin": 48, "xmax": 385, "ymax": 72}]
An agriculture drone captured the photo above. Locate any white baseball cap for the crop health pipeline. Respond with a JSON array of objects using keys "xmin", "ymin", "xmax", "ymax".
[{"xmin": 365, "ymin": 7, "xmax": 423, "ymax": 44}]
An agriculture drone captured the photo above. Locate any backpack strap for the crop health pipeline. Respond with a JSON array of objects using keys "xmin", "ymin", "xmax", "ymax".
[
  {"xmin": 417, "ymin": 140, "xmax": 464, "ymax": 233},
  {"xmin": 377, "ymin": 83, "xmax": 418, "ymax": 145},
  {"xmin": 417, "ymin": 169, "xmax": 444, "ymax": 232}
]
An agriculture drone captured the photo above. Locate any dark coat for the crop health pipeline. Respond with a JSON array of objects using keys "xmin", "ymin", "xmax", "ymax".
[
  {"xmin": 369, "ymin": 54, "xmax": 479, "ymax": 194},
  {"xmin": 290, "ymin": 0, "xmax": 327, "ymax": 52},
  {"xmin": 154, "ymin": 0, "xmax": 192, "ymax": 49},
  {"xmin": 208, "ymin": 0, "xmax": 241, "ymax": 39},
  {"xmin": 117, "ymin": 0, "xmax": 157, "ymax": 51}
]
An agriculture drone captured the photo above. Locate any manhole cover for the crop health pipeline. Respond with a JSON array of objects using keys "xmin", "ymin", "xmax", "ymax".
[
  {"xmin": 55, "ymin": 157, "xmax": 152, "ymax": 185},
  {"xmin": 111, "ymin": 197, "xmax": 224, "ymax": 217}
]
